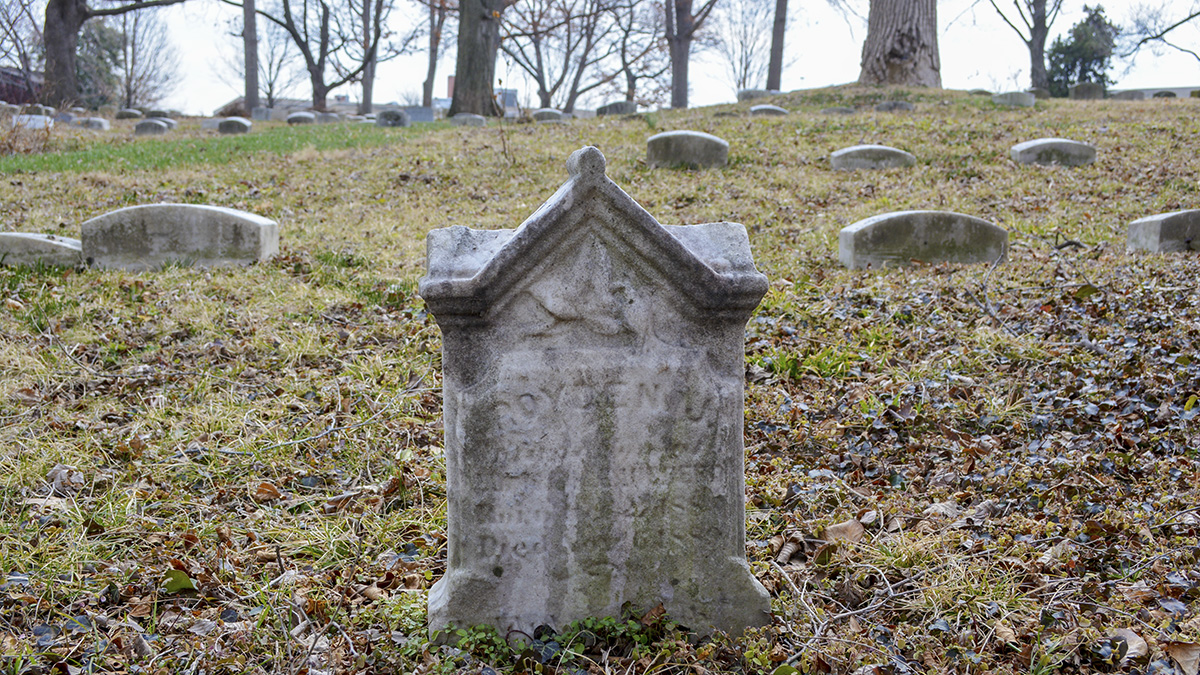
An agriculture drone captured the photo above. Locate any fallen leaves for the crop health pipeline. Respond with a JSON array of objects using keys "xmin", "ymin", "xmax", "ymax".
[{"xmin": 1168, "ymin": 642, "xmax": 1200, "ymax": 675}]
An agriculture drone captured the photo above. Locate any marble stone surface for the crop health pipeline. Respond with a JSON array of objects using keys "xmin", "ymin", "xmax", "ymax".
[
  {"xmin": 420, "ymin": 146, "xmax": 772, "ymax": 638},
  {"xmin": 1128, "ymin": 210, "xmax": 1200, "ymax": 253},
  {"xmin": 597, "ymin": 101, "xmax": 637, "ymax": 116},
  {"xmin": 450, "ymin": 113, "xmax": 486, "ymax": 127},
  {"xmin": 750, "ymin": 104, "xmax": 788, "ymax": 116},
  {"xmin": 839, "ymin": 210, "xmax": 1008, "ymax": 269},
  {"xmin": 0, "ymin": 233, "xmax": 82, "ymax": 267},
  {"xmin": 376, "ymin": 109, "xmax": 411, "ymax": 127},
  {"xmin": 1010, "ymin": 138, "xmax": 1096, "ymax": 166},
  {"xmin": 116, "ymin": 108, "xmax": 143, "ymax": 119},
  {"xmin": 81, "ymin": 204, "xmax": 279, "ymax": 271},
  {"xmin": 218, "ymin": 117, "xmax": 252, "ymax": 134},
  {"xmin": 646, "ymin": 130, "xmax": 729, "ymax": 169},
  {"xmin": 1070, "ymin": 82, "xmax": 1106, "ymax": 100},
  {"xmin": 830, "ymin": 144, "xmax": 916, "ymax": 171},
  {"xmin": 133, "ymin": 119, "xmax": 168, "ymax": 136},
  {"xmin": 532, "ymin": 108, "xmax": 564, "ymax": 121},
  {"xmin": 75, "ymin": 117, "xmax": 110, "ymax": 131},
  {"xmin": 992, "ymin": 92, "xmax": 1036, "ymax": 107},
  {"xmin": 287, "ymin": 111, "xmax": 316, "ymax": 125}
]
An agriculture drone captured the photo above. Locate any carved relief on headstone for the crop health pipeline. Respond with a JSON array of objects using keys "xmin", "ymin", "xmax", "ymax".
[{"xmin": 419, "ymin": 146, "xmax": 772, "ymax": 638}]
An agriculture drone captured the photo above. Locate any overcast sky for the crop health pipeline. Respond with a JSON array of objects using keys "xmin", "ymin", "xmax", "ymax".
[{"xmin": 159, "ymin": 0, "xmax": 1199, "ymax": 116}]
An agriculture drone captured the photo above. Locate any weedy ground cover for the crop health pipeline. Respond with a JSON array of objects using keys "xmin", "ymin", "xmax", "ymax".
[{"xmin": 1, "ymin": 88, "xmax": 1198, "ymax": 674}]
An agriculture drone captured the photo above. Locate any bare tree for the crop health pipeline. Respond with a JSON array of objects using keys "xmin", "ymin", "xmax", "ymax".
[
  {"xmin": 1123, "ymin": 1, "xmax": 1200, "ymax": 63},
  {"xmin": 0, "ymin": 0, "xmax": 43, "ymax": 101},
  {"xmin": 222, "ymin": 10, "xmax": 305, "ymax": 107},
  {"xmin": 664, "ymin": 0, "xmax": 719, "ymax": 108},
  {"xmin": 243, "ymin": 0, "xmax": 259, "ymax": 110},
  {"xmin": 43, "ymin": 0, "xmax": 188, "ymax": 105},
  {"xmin": 605, "ymin": 0, "xmax": 669, "ymax": 104},
  {"xmin": 501, "ymin": 0, "xmax": 618, "ymax": 111},
  {"xmin": 220, "ymin": 0, "xmax": 393, "ymax": 110},
  {"xmin": 417, "ymin": 0, "xmax": 456, "ymax": 107},
  {"xmin": 766, "ymin": 0, "xmax": 786, "ymax": 90},
  {"xmin": 711, "ymin": 0, "xmax": 772, "ymax": 92},
  {"xmin": 858, "ymin": 0, "xmax": 940, "ymax": 86},
  {"xmin": 982, "ymin": 0, "xmax": 1062, "ymax": 90},
  {"xmin": 115, "ymin": 8, "xmax": 179, "ymax": 108},
  {"xmin": 449, "ymin": 0, "xmax": 510, "ymax": 115},
  {"xmin": 345, "ymin": 0, "xmax": 414, "ymax": 113}
]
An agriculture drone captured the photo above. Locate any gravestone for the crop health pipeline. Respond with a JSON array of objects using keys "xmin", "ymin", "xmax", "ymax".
[
  {"xmin": 1069, "ymin": 82, "xmax": 1106, "ymax": 100},
  {"xmin": 420, "ymin": 146, "xmax": 771, "ymax": 638},
  {"xmin": 148, "ymin": 117, "xmax": 178, "ymax": 130},
  {"xmin": 69, "ymin": 106, "xmax": 86, "ymax": 114},
  {"xmin": 252, "ymin": 107, "xmax": 273, "ymax": 121},
  {"xmin": 75, "ymin": 117, "xmax": 110, "ymax": 131},
  {"xmin": 201, "ymin": 118, "xmax": 222, "ymax": 130},
  {"xmin": 0, "ymin": 233, "xmax": 82, "ymax": 268},
  {"xmin": 875, "ymin": 101, "xmax": 914, "ymax": 112},
  {"xmin": 12, "ymin": 115, "xmax": 53, "ymax": 130},
  {"xmin": 21, "ymin": 104, "xmax": 53, "ymax": 116},
  {"xmin": 402, "ymin": 106, "xmax": 435, "ymax": 123},
  {"xmin": 317, "ymin": 112, "xmax": 340, "ymax": 124},
  {"xmin": 116, "ymin": 108, "xmax": 143, "ymax": 119},
  {"xmin": 133, "ymin": 119, "xmax": 169, "ymax": 136},
  {"xmin": 737, "ymin": 88, "xmax": 774, "ymax": 101},
  {"xmin": 450, "ymin": 112, "xmax": 485, "ymax": 127},
  {"xmin": 840, "ymin": 211, "xmax": 1008, "ymax": 269},
  {"xmin": 830, "ymin": 144, "xmax": 917, "ymax": 171},
  {"xmin": 750, "ymin": 104, "xmax": 788, "ymax": 116},
  {"xmin": 532, "ymin": 108, "xmax": 563, "ymax": 121},
  {"xmin": 54, "ymin": 112, "xmax": 75, "ymax": 124},
  {"xmin": 1128, "ymin": 210, "xmax": 1200, "ymax": 253},
  {"xmin": 1111, "ymin": 90, "xmax": 1145, "ymax": 101},
  {"xmin": 1153, "ymin": 91, "xmax": 1177, "ymax": 98},
  {"xmin": 218, "ymin": 117, "xmax": 252, "ymax": 134},
  {"xmin": 597, "ymin": 101, "xmax": 637, "ymax": 116},
  {"xmin": 81, "ymin": 204, "xmax": 279, "ymax": 271},
  {"xmin": 992, "ymin": 92, "xmax": 1035, "ymax": 107},
  {"xmin": 376, "ymin": 109, "xmax": 410, "ymax": 127},
  {"xmin": 1010, "ymin": 138, "xmax": 1096, "ymax": 167},
  {"xmin": 146, "ymin": 110, "xmax": 171, "ymax": 119},
  {"xmin": 287, "ymin": 111, "xmax": 316, "ymax": 125},
  {"xmin": 821, "ymin": 107, "xmax": 856, "ymax": 115},
  {"xmin": 967, "ymin": 89, "xmax": 991, "ymax": 96},
  {"xmin": 646, "ymin": 130, "xmax": 729, "ymax": 169}
]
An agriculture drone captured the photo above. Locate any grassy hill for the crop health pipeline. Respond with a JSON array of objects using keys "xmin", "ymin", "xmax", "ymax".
[{"xmin": 1, "ymin": 88, "xmax": 1198, "ymax": 674}]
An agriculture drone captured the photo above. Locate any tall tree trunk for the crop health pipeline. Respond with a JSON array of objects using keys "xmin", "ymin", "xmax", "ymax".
[
  {"xmin": 43, "ymin": 0, "xmax": 89, "ymax": 105},
  {"xmin": 357, "ymin": 0, "xmax": 374, "ymax": 113},
  {"xmin": 766, "ymin": 0, "xmax": 786, "ymax": 90},
  {"xmin": 666, "ymin": 0, "xmax": 694, "ymax": 108},
  {"xmin": 858, "ymin": 0, "xmax": 940, "ymax": 87},
  {"xmin": 1029, "ymin": 36, "xmax": 1048, "ymax": 90},
  {"xmin": 244, "ymin": 0, "xmax": 260, "ymax": 110},
  {"xmin": 450, "ymin": 0, "xmax": 506, "ymax": 116},
  {"xmin": 421, "ymin": 1, "xmax": 445, "ymax": 108}
]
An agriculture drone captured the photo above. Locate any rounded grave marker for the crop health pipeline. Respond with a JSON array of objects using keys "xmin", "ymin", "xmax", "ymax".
[
  {"xmin": 830, "ymin": 144, "xmax": 916, "ymax": 171},
  {"xmin": 597, "ymin": 101, "xmax": 637, "ymax": 116},
  {"xmin": 218, "ymin": 117, "xmax": 252, "ymax": 134},
  {"xmin": 1010, "ymin": 138, "xmax": 1096, "ymax": 167},
  {"xmin": 116, "ymin": 108, "xmax": 143, "ymax": 119},
  {"xmin": 450, "ymin": 112, "xmax": 486, "ymax": 127},
  {"xmin": 287, "ymin": 111, "xmax": 316, "ymax": 125},
  {"xmin": 839, "ymin": 210, "xmax": 1008, "ymax": 269},
  {"xmin": 82, "ymin": 204, "xmax": 279, "ymax": 271},
  {"xmin": 148, "ymin": 116, "xmax": 178, "ymax": 130},
  {"xmin": 1128, "ymin": 210, "xmax": 1200, "ymax": 253},
  {"xmin": 75, "ymin": 117, "xmax": 110, "ymax": 131},
  {"xmin": 133, "ymin": 119, "xmax": 169, "ymax": 136},
  {"xmin": 0, "ymin": 233, "xmax": 82, "ymax": 268},
  {"xmin": 532, "ymin": 108, "xmax": 563, "ymax": 121},
  {"xmin": 750, "ymin": 104, "xmax": 788, "ymax": 116},
  {"xmin": 646, "ymin": 130, "xmax": 729, "ymax": 169},
  {"xmin": 376, "ymin": 109, "xmax": 410, "ymax": 127}
]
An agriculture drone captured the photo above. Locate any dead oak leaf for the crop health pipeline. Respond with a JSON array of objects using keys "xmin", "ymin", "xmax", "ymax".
[
  {"xmin": 251, "ymin": 481, "xmax": 283, "ymax": 502},
  {"xmin": 1166, "ymin": 642, "xmax": 1200, "ymax": 675},
  {"xmin": 823, "ymin": 519, "xmax": 866, "ymax": 543}
]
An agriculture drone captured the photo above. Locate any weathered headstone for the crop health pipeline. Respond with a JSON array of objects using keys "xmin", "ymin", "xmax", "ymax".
[
  {"xmin": 54, "ymin": 112, "xmax": 75, "ymax": 124},
  {"xmin": 532, "ymin": 108, "xmax": 563, "ymax": 121},
  {"xmin": 1010, "ymin": 138, "xmax": 1096, "ymax": 167},
  {"xmin": 420, "ymin": 146, "xmax": 771, "ymax": 638},
  {"xmin": 450, "ymin": 112, "xmax": 486, "ymax": 127},
  {"xmin": 81, "ymin": 204, "xmax": 279, "ymax": 271},
  {"xmin": 1069, "ymin": 82, "xmax": 1106, "ymax": 100},
  {"xmin": 750, "ymin": 104, "xmax": 788, "ymax": 116},
  {"xmin": 252, "ymin": 106, "xmax": 273, "ymax": 121},
  {"xmin": 1111, "ymin": 90, "xmax": 1145, "ymax": 101},
  {"xmin": 1128, "ymin": 210, "xmax": 1200, "ymax": 253},
  {"xmin": 0, "ymin": 233, "xmax": 82, "ymax": 268},
  {"xmin": 402, "ymin": 106, "xmax": 435, "ymax": 123},
  {"xmin": 75, "ymin": 117, "xmax": 110, "ymax": 131},
  {"xmin": 21, "ymin": 104, "xmax": 54, "ymax": 116},
  {"xmin": 647, "ymin": 130, "xmax": 729, "ymax": 169},
  {"xmin": 218, "ymin": 117, "xmax": 252, "ymax": 134},
  {"xmin": 875, "ymin": 101, "xmax": 914, "ymax": 112},
  {"xmin": 148, "ymin": 117, "xmax": 178, "ymax": 130},
  {"xmin": 317, "ymin": 112, "xmax": 340, "ymax": 124},
  {"xmin": 736, "ymin": 88, "xmax": 774, "ymax": 101},
  {"xmin": 287, "ymin": 111, "xmax": 316, "ymax": 125},
  {"xmin": 133, "ymin": 119, "xmax": 169, "ymax": 136},
  {"xmin": 376, "ymin": 109, "xmax": 410, "ymax": 127},
  {"xmin": 146, "ymin": 110, "xmax": 171, "ymax": 119},
  {"xmin": 69, "ymin": 106, "xmax": 86, "ymax": 114},
  {"xmin": 1153, "ymin": 91, "xmax": 1177, "ymax": 98},
  {"xmin": 839, "ymin": 211, "xmax": 1008, "ymax": 269},
  {"xmin": 597, "ymin": 101, "xmax": 637, "ymax": 116},
  {"xmin": 830, "ymin": 144, "xmax": 917, "ymax": 171},
  {"xmin": 116, "ymin": 108, "xmax": 143, "ymax": 119},
  {"xmin": 992, "ymin": 92, "xmax": 1035, "ymax": 107},
  {"xmin": 821, "ymin": 106, "xmax": 856, "ymax": 115},
  {"xmin": 12, "ymin": 115, "xmax": 53, "ymax": 130}
]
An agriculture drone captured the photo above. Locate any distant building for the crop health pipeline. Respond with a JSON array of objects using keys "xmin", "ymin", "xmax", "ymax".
[{"xmin": 0, "ymin": 66, "xmax": 41, "ymax": 105}]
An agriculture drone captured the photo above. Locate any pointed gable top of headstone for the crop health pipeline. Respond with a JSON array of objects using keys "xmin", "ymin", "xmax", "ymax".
[{"xmin": 420, "ymin": 146, "xmax": 767, "ymax": 321}]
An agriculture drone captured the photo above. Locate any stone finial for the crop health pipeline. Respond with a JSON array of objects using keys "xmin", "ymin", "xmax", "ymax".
[{"xmin": 565, "ymin": 145, "xmax": 606, "ymax": 180}]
